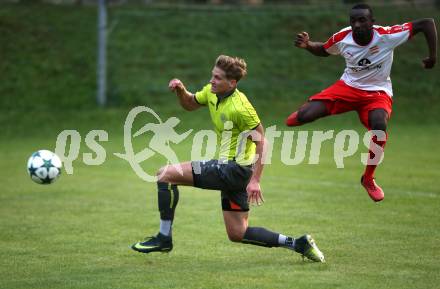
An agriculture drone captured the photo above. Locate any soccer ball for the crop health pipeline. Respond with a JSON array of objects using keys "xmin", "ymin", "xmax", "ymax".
[{"xmin": 27, "ymin": 150, "xmax": 62, "ymax": 184}]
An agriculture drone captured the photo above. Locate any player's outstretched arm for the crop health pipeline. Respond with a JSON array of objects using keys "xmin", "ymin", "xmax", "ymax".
[
  {"xmin": 295, "ymin": 31, "xmax": 330, "ymax": 57},
  {"xmin": 411, "ymin": 18, "xmax": 438, "ymax": 69},
  {"xmin": 168, "ymin": 78, "xmax": 201, "ymax": 111},
  {"xmin": 246, "ymin": 124, "xmax": 266, "ymax": 206}
]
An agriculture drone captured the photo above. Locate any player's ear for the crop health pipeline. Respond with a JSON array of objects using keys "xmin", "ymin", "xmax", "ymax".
[{"xmin": 229, "ymin": 79, "xmax": 237, "ymax": 88}]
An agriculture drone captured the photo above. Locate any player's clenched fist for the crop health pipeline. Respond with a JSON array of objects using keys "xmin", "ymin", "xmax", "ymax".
[
  {"xmin": 422, "ymin": 56, "xmax": 436, "ymax": 69},
  {"xmin": 168, "ymin": 78, "xmax": 184, "ymax": 92},
  {"xmin": 295, "ymin": 31, "xmax": 310, "ymax": 49}
]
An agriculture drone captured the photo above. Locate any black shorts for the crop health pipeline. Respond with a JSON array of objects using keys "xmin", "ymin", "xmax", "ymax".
[{"xmin": 191, "ymin": 159, "xmax": 253, "ymax": 212}]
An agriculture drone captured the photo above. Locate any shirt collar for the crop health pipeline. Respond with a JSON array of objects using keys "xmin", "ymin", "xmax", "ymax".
[{"xmin": 216, "ymin": 88, "xmax": 236, "ymax": 102}]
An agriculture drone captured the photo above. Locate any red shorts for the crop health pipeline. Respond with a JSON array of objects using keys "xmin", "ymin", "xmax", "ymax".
[{"xmin": 309, "ymin": 80, "xmax": 393, "ymax": 129}]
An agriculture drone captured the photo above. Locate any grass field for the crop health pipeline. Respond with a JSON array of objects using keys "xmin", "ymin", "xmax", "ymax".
[
  {"xmin": 1, "ymin": 3, "xmax": 440, "ymax": 289},
  {"xmin": 1, "ymin": 121, "xmax": 440, "ymax": 289}
]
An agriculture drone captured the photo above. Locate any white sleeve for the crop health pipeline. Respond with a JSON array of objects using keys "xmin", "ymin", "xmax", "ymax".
[
  {"xmin": 379, "ymin": 23, "xmax": 413, "ymax": 49},
  {"xmin": 323, "ymin": 27, "xmax": 351, "ymax": 55},
  {"xmin": 325, "ymin": 42, "xmax": 341, "ymax": 55}
]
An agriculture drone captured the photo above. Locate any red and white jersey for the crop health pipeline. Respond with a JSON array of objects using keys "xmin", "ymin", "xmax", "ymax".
[{"xmin": 323, "ymin": 23, "xmax": 413, "ymax": 97}]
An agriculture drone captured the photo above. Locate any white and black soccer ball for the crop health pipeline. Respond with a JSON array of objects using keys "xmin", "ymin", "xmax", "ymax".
[{"xmin": 27, "ymin": 150, "xmax": 62, "ymax": 184}]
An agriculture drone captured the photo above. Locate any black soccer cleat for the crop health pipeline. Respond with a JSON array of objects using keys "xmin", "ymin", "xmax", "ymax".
[
  {"xmin": 293, "ymin": 234, "xmax": 325, "ymax": 262},
  {"xmin": 131, "ymin": 233, "xmax": 173, "ymax": 254}
]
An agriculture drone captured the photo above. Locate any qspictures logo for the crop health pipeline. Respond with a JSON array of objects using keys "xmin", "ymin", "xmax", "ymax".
[{"xmin": 55, "ymin": 106, "xmax": 385, "ymax": 182}]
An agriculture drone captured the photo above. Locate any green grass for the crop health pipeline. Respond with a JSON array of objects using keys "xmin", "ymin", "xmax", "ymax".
[
  {"xmin": 1, "ymin": 3, "xmax": 440, "ymax": 289},
  {"xmin": 1, "ymin": 4, "xmax": 439, "ymax": 121},
  {"xmin": 1, "ymin": 120, "xmax": 440, "ymax": 289}
]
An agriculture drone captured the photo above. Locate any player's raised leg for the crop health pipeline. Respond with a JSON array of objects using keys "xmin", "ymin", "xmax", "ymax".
[
  {"xmin": 222, "ymin": 210, "xmax": 325, "ymax": 262},
  {"xmin": 285, "ymin": 100, "xmax": 330, "ymax": 126},
  {"xmin": 361, "ymin": 109, "xmax": 389, "ymax": 202},
  {"xmin": 131, "ymin": 162, "xmax": 193, "ymax": 253}
]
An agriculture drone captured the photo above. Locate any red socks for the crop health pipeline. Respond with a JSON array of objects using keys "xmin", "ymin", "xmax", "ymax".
[{"xmin": 363, "ymin": 132, "xmax": 388, "ymax": 180}]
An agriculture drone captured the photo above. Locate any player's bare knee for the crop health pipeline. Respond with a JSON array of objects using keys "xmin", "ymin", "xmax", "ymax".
[
  {"xmin": 369, "ymin": 109, "xmax": 388, "ymax": 131},
  {"xmin": 370, "ymin": 120, "xmax": 387, "ymax": 132},
  {"xmin": 298, "ymin": 107, "xmax": 319, "ymax": 123},
  {"xmin": 157, "ymin": 166, "xmax": 170, "ymax": 182},
  {"xmin": 371, "ymin": 124, "xmax": 387, "ymax": 132},
  {"xmin": 296, "ymin": 110, "xmax": 310, "ymax": 123}
]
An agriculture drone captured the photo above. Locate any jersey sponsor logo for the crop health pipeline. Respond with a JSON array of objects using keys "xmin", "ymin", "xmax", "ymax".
[
  {"xmin": 350, "ymin": 62, "xmax": 382, "ymax": 73},
  {"xmin": 358, "ymin": 58, "xmax": 371, "ymax": 66}
]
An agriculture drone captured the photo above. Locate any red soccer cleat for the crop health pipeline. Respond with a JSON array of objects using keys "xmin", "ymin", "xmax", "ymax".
[{"xmin": 361, "ymin": 175, "xmax": 384, "ymax": 202}]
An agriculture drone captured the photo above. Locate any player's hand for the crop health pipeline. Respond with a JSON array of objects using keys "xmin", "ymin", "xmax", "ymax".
[
  {"xmin": 246, "ymin": 180, "xmax": 265, "ymax": 206},
  {"xmin": 295, "ymin": 31, "xmax": 310, "ymax": 49},
  {"xmin": 168, "ymin": 78, "xmax": 184, "ymax": 92},
  {"xmin": 422, "ymin": 56, "xmax": 436, "ymax": 69}
]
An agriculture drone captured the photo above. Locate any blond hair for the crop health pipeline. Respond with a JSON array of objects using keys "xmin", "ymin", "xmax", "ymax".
[{"xmin": 215, "ymin": 55, "xmax": 247, "ymax": 81}]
